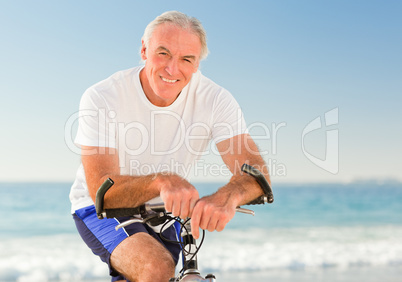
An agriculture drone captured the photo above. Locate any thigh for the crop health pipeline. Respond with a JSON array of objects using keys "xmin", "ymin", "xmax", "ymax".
[
  {"xmin": 111, "ymin": 232, "xmax": 176, "ymax": 282},
  {"xmin": 74, "ymin": 205, "xmax": 180, "ymax": 281}
]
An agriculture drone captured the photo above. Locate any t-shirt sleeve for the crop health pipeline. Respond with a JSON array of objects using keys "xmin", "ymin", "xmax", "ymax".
[
  {"xmin": 211, "ymin": 89, "xmax": 248, "ymax": 144},
  {"xmin": 74, "ymin": 88, "xmax": 117, "ymax": 148}
]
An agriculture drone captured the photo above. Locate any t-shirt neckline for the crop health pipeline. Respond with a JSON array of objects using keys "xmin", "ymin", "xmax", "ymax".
[{"xmin": 135, "ymin": 65, "xmax": 189, "ymax": 110}]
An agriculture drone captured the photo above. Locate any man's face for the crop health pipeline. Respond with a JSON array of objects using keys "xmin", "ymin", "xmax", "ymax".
[{"xmin": 140, "ymin": 23, "xmax": 202, "ymax": 107}]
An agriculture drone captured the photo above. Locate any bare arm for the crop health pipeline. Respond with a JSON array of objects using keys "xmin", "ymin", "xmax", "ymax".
[
  {"xmin": 81, "ymin": 146, "xmax": 199, "ymax": 217},
  {"xmin": 191, "ymin": 133, "xmax": 271, "ymax": 238},
  {"xmin": 214, "ymin": 133, "xmax": 271, "ymax": 205}
]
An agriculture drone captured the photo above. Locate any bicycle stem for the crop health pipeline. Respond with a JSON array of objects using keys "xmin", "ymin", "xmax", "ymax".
[{"xmin": 180, "ymin": 220, "xmax": 199, "ymax": 274}]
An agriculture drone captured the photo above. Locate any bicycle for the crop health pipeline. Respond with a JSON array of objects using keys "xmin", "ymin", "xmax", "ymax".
[{"xmin": 95, "ymin": 164, "xmax": 274, "ymax": 282}]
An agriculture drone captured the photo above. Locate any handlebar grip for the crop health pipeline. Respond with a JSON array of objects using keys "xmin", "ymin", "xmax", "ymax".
[
  {"xmin": 245, "ymin": 195, "xmax": 267, "ymax": 205},
  {"xmin": 241, "ymin": 164, "xmax": 274, "ymax": 204},
  {"xmin": 95, "ymin": 178, "xmax": 115, "ymax": 219}
]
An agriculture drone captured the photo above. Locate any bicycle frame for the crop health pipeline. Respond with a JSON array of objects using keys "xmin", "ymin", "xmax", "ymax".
[{"xmin": 170, "ymin": 220, "xmax": 216, "ymax": 282}]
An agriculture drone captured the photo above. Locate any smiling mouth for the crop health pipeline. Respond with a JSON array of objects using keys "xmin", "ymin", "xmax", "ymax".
[{"xmin": 161, "ymin": 76, "xmax": 178, "ymax": 84}]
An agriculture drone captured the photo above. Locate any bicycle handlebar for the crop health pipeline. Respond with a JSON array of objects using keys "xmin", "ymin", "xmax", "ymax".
[{"xmin": 95, "ymin": 164, "xmax": 273, "ymax": 220}]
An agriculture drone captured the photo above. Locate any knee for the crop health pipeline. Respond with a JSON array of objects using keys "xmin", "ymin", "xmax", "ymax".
[
  {"xmin": 142, "ymin": 251, "xmax": 175, "ymax": 279},
  {"xmin": 111, "ymin": 234, "xmax": 176, "ymax": 282},
  {"xmin": 114, "ymin": 254, "xmax": 175, "ymax": 282}
]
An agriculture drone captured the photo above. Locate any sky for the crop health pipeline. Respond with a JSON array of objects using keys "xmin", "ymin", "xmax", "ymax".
[{"xmin": 0, "ymin": 0, "xmax": 401, "ymax": 184}]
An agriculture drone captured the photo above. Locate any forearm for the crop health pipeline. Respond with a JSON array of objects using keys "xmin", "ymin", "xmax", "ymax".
[
  {"xmin": 94, "ymin": 173, "xmax": 161, "ymax": 209},
  {"xmin": 214, "ymin": 161, "xmax": 271, "ymax": 207},
  {"xmin": 81, "ymin": 146, "xmax": 177, "ymax": 209},
  {"xmin": 190, "ymin": 158, "xmax": 271, "ymax": 239},
  {"xmin": 214, "ymin": 133, "xmax": 272, "ymax": 207},
  {"xmin": 81, "ymin": 146, "xmax": 198, "ymax": 217},
  {"xmin": 88, "ymin": 171, "xmax": 193, "ymax": 210}
]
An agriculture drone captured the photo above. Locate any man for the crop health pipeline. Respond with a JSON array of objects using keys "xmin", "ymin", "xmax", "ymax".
[{"xmin": 70, "ymin": 11, "xmax": 270, "ymax": 282}]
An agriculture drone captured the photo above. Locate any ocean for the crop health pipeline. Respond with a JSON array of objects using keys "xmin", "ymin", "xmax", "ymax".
[{"xmin": 1, "ymin": 181, "xmax": 402, "ymax": 282}]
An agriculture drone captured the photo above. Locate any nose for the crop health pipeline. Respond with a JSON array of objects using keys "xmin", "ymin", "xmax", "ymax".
[{"xmin": 165, "ymin": 58, "xmax": 179, "ymax": 77}]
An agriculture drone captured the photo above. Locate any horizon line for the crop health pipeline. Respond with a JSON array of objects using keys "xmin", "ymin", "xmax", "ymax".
[{"xmin": 0, "ymin": 178, "xmax": 401, "ymax": 186}]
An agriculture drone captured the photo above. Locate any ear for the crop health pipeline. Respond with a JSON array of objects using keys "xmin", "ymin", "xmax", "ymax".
[{"xmin": 140, "ymin": 40, "xmax": 147, "ymax": 61}]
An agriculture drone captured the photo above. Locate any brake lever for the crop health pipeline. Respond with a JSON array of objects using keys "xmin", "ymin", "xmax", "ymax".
[
  {"xmin": 235, "ymin": 207, "xmax": 255, "ymax": 216},
  {"xmin": 115, "ymin": 218, "xmax": 144, "ymax": 230}
]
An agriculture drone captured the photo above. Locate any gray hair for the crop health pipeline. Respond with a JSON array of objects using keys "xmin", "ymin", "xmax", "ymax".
[{"xmin": 142, "ymin": 11, "xmax": 209, "ymax": 60}]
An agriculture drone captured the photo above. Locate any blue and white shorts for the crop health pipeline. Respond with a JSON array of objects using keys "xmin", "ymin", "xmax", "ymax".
[{"xmin": 73, "ymin": 205, "xmax": 181, "ymax": 281}]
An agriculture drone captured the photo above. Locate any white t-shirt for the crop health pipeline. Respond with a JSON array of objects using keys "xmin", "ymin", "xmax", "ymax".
[{"xmin": 69, "ymin": 66, "xmax": 247, "ymax": 213}]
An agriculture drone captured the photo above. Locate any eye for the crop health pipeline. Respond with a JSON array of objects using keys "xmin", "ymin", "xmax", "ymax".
[{"xmin": 183, "ymin": 58, "xmax": 194, "ymax": 64}]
